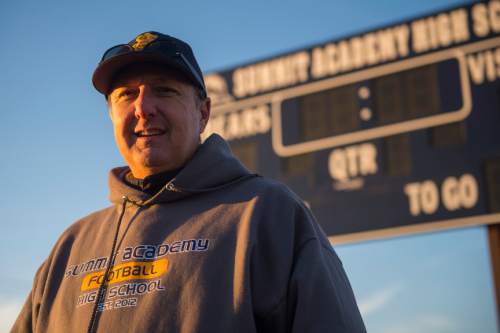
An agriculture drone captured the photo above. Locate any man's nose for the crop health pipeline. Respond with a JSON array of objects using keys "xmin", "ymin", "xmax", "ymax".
[{"xmin": 134, "ymin": 87, "xmax": 156, "ymax": 119}]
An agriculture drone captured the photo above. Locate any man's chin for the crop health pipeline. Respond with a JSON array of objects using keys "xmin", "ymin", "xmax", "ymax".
[
  {"xmin": 137, "ymin": 154, "xmax": 168, "ymax": 168},
  {"xmin": 131, "ymin": 153, "xmax": 178, "ymax": 174}
]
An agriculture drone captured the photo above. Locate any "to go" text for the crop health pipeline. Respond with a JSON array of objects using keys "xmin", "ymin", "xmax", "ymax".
[{"xmin": 404, "ymin": 174, "xmax": 479, "ymax": 216}]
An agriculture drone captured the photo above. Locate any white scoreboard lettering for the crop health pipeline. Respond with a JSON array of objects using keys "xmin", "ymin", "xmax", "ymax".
[
  {"xmin": 404, "ymin": 174, "xmax": 479, "ymax": 217},
  {"xmin": 328, "ymin": 143, "xmax": 378, "ymax": 181}
]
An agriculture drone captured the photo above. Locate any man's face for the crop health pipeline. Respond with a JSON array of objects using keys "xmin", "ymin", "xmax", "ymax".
[{"xmin": 108, "ymin": 63, "xmax": 210, "ymax": 179}]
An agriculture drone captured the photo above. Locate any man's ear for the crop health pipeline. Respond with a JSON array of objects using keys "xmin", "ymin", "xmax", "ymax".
[
  {"xmin": 107, "ymin": 101, "xmax": 113, "ymax": 120},
  {"xmin": 105, "ymin": 93, "xmax": 111, "ymax": 115},
  {"xmin": 199, "ymin": 97, "xmax": 211, "ymax": 133}
]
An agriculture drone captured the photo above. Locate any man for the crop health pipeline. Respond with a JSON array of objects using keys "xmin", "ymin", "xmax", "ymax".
[{"xmin": 12, "ymin": 31, "xmax": 366, "ymax": 333}]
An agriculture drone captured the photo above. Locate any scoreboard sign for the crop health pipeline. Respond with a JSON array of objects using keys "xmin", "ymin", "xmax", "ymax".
[{"xmin": 203, "ymin": 1, "xmax": 500, "ymax": 244}]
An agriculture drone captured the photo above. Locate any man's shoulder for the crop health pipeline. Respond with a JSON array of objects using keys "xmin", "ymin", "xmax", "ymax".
[
  {"xmin": 58, "ymin": 205, "xmax": 116, "ymax": 240},
  {"xmin": 37, "ymin": 205, "xmax": 117, "ymax": 273},
  {"xmin": 238, "ymin": 175, "xmax": 307, "ymax": 209},
  {"xmin": 206, "ymin": 174, "xmax": 307, "ymax": 218}
]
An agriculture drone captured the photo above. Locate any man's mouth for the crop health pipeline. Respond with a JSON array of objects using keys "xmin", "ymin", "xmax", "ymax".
[{"xmin": 135, "ymin": 129, "xmax": 166, "ymax": 138}]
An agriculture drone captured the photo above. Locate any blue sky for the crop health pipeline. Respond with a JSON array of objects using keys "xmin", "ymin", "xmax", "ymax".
[{"xmin": 1, "ymin": 0, "xmax": 498, "ymax": 332}]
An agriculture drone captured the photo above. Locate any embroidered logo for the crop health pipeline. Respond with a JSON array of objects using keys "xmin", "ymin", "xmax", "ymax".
[
  {"xmin": 81, "ymin": 259, "xmax": 169, "ymax": 291},
  {"xmin": 71, "ymin": 238, "xmax": 211, "ymax": 312},
  {"xmin": 131, "ymin": 32, "xmax": 158, "ymax": 51}
]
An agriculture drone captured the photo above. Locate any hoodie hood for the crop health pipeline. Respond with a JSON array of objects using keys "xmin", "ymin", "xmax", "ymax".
[{"xmin": 108, "ymin": 134, "xmax": 255, "ymax": 205}]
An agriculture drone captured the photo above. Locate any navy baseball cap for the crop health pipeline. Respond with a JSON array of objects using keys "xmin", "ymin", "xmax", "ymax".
[{"xmin": 92, "ymin": 31, "xmax": 206, "ymax": 97}]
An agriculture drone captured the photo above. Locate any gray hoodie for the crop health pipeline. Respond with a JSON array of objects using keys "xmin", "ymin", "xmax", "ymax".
[{"xmin": 12, "ymin": 134, "xmax": 366, "ymax": 333}]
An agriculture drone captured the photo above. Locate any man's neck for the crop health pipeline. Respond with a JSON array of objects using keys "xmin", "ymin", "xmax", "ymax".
[{"xmin": 124, "ymin": 168, "xmax": 181, "ymax": 195}]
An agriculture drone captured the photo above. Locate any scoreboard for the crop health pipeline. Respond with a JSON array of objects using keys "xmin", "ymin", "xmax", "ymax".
[{"xmin": 203, "ymin": 1, "xmax": 500, "ymax": 244}]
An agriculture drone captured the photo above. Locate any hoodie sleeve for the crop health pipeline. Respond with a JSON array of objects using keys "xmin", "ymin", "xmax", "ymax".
[
  {"xmin": 11, "ymin": 292, "xmax": 34, "ymax": 333},
  {"xmin": 251, "ymin": 184, "xmax": 366, "ymax": 333},
  {"xmin": 11, "ymin": 261, "xmax": 48, "ymax": 333},
  {"xmin": 286, "ymin": 239, "xmax": 366, "ymax": 333}
]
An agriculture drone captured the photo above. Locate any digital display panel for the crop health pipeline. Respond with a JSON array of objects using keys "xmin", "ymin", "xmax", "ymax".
[
  {"xmin": 374, "ymin": 64, "xmax": 440, "ymax": 123},
  {"xmin": 299, "ymin": 85, "xmax": 359, "ymax": 141},
  {"xmin": 279, "ymin": 59, "xmax": 462, "ymax": 149}
]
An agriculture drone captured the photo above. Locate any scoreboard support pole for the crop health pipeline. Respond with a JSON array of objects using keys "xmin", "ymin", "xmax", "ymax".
[{"xmin": 488, "ymin": 224, "xmax": 500, "ymax": 328}]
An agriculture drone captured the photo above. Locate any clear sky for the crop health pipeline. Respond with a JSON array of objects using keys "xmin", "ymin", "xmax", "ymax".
[{"xmin": 1, "ymin": 0, "xmax": 498, "ymax": 332}]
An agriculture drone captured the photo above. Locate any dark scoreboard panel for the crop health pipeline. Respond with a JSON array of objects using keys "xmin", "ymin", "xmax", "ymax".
[
  {"xmin": 280, "ymin": 59, "xmax": 461, "ymax": 146},
  {"xmin": 204, "ymin": 1, "xmax": 500, "ymax": 243}
]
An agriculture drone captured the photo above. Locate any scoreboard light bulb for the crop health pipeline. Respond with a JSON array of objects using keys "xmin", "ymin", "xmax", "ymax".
[
  {"xmin": 360, "ymin": 108, "xmax": 373, "ymax": 121},
  {"xmin": 358, "ymin": 86, "xmax": 371, "ymax": 99}
]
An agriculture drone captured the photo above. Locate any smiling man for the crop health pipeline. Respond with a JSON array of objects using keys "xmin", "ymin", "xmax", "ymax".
[
  {"xmin": 108, "ymin": 63, "xmax": 210, "ymax": 178},
  {"xmin": 12, "ymin": 32, "xmax": 366, "ymax": 333}
]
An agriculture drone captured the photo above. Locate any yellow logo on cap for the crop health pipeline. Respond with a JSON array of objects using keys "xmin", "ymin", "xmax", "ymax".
[{"xmin": 131, "ymin": 32, "xmax": 158, "ymax": 51}]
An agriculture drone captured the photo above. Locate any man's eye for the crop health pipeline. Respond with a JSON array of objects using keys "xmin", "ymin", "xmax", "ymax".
[
  {"xmin": 155, "ymin": 86, "xmax": 177, "ymax": 95},
  {"xmin": 111, "ymin": 89, "xmax": 136, "ymax": 103},
  {"xmin": 118, "ymin": 89, "xmax": 136, "ymax": 98}
]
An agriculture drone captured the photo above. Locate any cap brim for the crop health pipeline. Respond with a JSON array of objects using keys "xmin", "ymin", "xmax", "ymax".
[{"xmin": 92, "ymin": 51, "xmax": 192, "ymax": 95}]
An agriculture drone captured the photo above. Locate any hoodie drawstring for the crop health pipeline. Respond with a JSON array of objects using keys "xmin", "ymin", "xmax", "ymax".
[{"xmin": 87, "ymin": 196, "xmax": 128, "ymax": 333}]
